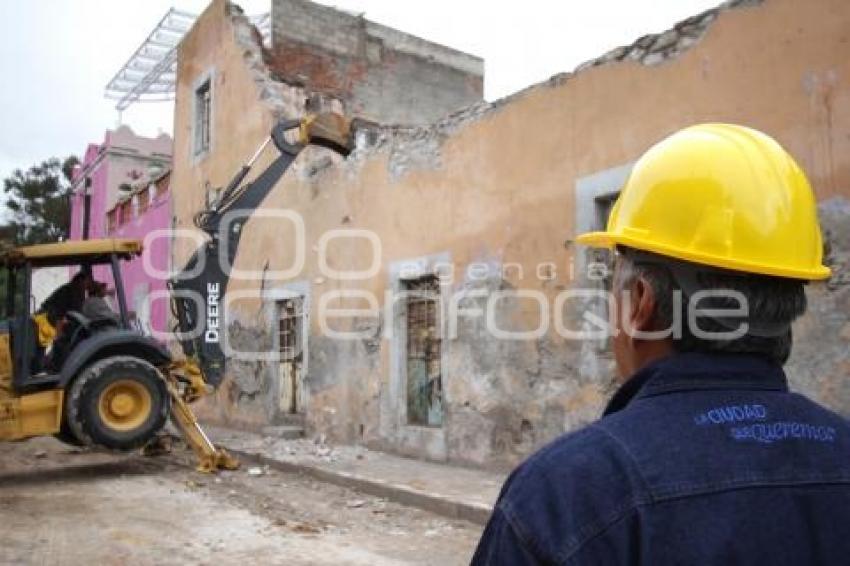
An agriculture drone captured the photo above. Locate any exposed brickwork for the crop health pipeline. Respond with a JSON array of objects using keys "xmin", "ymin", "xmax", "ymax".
[
  {"xmin": 266, "ymin": 38, "xmax": 369, "ymax": 100},
  {"xmin": 266, "ymin": 0, "xmax": 483, "ymax": 125}
]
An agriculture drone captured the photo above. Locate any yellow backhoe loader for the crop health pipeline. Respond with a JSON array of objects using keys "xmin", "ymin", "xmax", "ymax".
[{"xmin": 0, "ymin": 113, "xmax": 354, "ymax": 472}]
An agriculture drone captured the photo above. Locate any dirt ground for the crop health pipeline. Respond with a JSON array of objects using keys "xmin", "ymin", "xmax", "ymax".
[{"xmin": 0, "ymin": 437, "xmax": 482, "ymax": 565}]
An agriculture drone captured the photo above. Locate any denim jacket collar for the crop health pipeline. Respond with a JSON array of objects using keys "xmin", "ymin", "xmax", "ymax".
[{"xmin": 603, "ymin": 352, "xmax": 789, "ymax": 416}]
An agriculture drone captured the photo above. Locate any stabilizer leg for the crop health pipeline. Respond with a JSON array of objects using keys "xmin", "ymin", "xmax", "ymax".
[{"xmin": 164, "ymin": 373, "xmax": 239, "ymax": 473}]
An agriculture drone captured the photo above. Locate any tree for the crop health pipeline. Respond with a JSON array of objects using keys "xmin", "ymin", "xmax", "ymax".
[{"xmin": 2, "ymin": 155, "xmax": 80, "ymax": 246}]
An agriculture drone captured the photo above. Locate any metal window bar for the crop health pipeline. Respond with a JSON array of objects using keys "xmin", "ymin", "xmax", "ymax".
[
  {"xmin": 278, "ymin": 301, "xmax": 302, "ymax": 361},
  {"xmin": 404, "ymin": 276, "xmax": 442, "ymax": 426}
]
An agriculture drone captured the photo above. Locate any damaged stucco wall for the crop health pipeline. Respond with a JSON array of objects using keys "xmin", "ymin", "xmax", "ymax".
[
  {"xmin": 172, "ymin": 0, "xmax": 850, "ymax": 469},
  {"xmin": 171, "ymin": 0, "xmax": 318, "ymax": 428},
  {"xmin": 170, "ymin": 0, "xmax": 480, "ymax": 429}
]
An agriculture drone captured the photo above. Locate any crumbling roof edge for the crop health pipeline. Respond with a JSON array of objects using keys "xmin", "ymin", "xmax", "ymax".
[
  {"xmin": 501, "ymin": 0, "xmax": 764, "ymax": 105},
  {"xmin": 345, "ymin": 0, "xmax": 765, "ymax": 167}
]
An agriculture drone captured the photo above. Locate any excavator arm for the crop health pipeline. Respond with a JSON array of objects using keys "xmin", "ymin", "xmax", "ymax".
[
  {"xmin": 163, "ymin": 113, "xmax": 354, "ymax": 472},
  {"xmin": 170, "ymin": 112, "xmax": 353, "ymax": 386}
]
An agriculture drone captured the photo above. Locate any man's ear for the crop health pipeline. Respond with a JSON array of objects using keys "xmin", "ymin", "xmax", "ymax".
[{"xmin": 630, "ymin": 276, "xmax": 657, "ymax": 334}]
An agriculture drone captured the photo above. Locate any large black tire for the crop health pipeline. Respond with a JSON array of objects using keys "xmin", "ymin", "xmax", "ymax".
[
  {"xmin": 65, "ymin": 356, "xmax": 170, "ymax": 451},
  {"xmin": 53, "ymin": 422, "xmax": 85, "ymax": 447}
]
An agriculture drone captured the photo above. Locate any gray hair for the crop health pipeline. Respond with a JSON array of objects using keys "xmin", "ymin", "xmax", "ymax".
[{"xmin": 613, "ymin": 246, "xmax": 807, "ymax": 365}]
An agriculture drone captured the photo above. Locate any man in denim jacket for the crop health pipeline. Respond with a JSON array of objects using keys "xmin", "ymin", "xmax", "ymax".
[{"xmin": 473, "ymin": 124, "xmax": 850, "ymax": 565}]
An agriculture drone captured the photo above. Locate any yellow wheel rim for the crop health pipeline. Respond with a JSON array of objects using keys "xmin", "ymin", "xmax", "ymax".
[{"xmin": 97, "ymin": 379, "xmax": 152, "ymax": 432}]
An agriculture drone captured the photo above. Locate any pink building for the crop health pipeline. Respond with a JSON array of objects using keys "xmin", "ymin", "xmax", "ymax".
[{"xmin": 69, "ymin": 126, "xmax": 172, "ymax": 336}]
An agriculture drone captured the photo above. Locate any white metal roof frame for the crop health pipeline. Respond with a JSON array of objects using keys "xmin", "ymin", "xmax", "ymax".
[{"xmin": 105, "ymin": 8, "xmax": 271, "ymax": 113}]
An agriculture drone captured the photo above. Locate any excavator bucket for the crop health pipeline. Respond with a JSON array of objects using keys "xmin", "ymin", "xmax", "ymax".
[
  {"xmin": 163, "ymin": 361, "xmax": 240, "ymax": 473},
  {"xmin": 300, "ymin": 112, "xmax": 356, "ymax": 156}
]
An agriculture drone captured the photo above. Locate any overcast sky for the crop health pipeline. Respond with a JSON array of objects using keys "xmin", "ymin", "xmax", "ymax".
[{"xmin": 0, "ymin": 0, "xmax": 719, "ymax": 181}]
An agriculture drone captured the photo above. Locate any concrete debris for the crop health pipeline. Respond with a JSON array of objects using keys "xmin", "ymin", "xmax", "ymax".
[
  {"xmin": 652, "ymin": 29, "xmax": 679, "ymax": 51},
  {"xmin": 424, "ymin": 521, "xmax": 453, "ymax": 537},
  {"xmin": 262, "ymin": 425, "xmax": 306, "ymax": 440},
  {"xmin": 642, "ymin": 51, "xmax": 666, "ymax": 67},
  {"xmin": 290, "ymin": 522, "xmax": 323, "ymax": 535},
  {"xmin": 347, "ymin": 100, "xmax": 494, "ymax": 179},
  {"xmin": 573, "ymin": 0, "xmax": 761, "ymax": 72},
  {"xmin": 208, "ymin": 426, "xmax": 502, "ymax": 524},
  {"xmin": 247, "ymin": 466, "xmax": 265, "ymax": 476}
]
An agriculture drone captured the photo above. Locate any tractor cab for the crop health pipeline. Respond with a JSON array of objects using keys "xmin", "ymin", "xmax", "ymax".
[
  {"xmin": 0, "ymin": 239, "xmax": 175, "ymax": 450},
  {"xmin": 0, "ymin": 239, "xmax": 156, "ymax": 393}
]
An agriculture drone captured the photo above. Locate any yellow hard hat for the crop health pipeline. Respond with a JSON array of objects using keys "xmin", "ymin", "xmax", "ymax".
[{"xmin": 576, "ymin": 123, "xmax": 831, "ymax": 280}]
